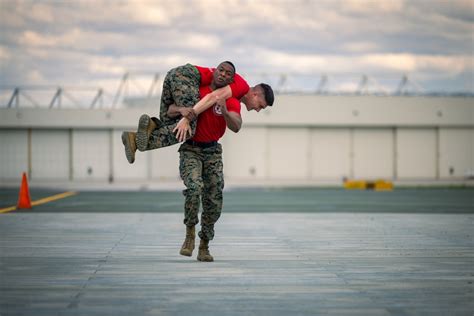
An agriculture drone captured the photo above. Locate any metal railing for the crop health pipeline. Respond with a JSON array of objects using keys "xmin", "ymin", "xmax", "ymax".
[
  {"xmin": 1, "ymin": 86, "xmax": 106, "ymax": 109},
  {"xmin": 1, "ymin": 73, "xmax": 472, "ymax": 109}
]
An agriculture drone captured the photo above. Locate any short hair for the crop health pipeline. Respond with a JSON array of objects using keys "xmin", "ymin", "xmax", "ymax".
[
  {"xmin": 222, "ymin": 61, "xmax": 236, "ymax": 73},
  {"xmin": 258, "ymin": 83, "xmax": 274, "ymax": 106}
]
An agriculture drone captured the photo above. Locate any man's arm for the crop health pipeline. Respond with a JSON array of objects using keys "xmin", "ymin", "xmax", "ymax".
[
  {"xmin": 167, "ymin": 104, "xmax": 196, "ymax": 121},
  {"xmin": 169, "ymin": 85, "xmax": 233, "ymax": 120},
  {"xmin": 173, "ymin": 85, "xmax": 233, "ymax": 141},
  {"xmin": 192, "ymin": 85, "xmax": 232, "ymax": 115},
  {"xmin": 219, "ymin": 99, "xmax": 242, "ymax": 133}
]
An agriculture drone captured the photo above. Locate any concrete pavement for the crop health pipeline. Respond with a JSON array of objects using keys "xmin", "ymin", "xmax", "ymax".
[{"xmin": 0, "ymin": 189, "xmax": 473, "ymax": 315}]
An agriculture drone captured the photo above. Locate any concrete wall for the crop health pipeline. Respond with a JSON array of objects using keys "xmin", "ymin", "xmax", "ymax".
[{"xmin": 1, "ymin": 95, "xmax": 473, "ymax": 184}]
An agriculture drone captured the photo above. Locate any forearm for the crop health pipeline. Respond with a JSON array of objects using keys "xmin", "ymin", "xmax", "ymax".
[
  {"xmin": 223, "ymin": 112, "xmax": 242, "ymax": 133},
  {"xmin": 193, "ymin": 86, "xmax": 232, "ymax": 115},
  {"xmin": 167, "ymin": 104, "xmax": 197, "ymax": 121},
  {"xmin": 167, "ymin": 104, "xmax": 182, "ymax": 118}
]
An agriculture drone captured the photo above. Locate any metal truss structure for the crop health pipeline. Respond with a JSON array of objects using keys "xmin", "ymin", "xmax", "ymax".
[{"xmin": 0, "ymin": 73, "xmax": 470, "ymax": 109}]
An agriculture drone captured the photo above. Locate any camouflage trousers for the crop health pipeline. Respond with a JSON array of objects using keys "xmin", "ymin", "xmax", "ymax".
[
  {"xmin": 146, "ymin": 64, "xmax": 200, "ymax": 150},
  {"xmin": 179, "ymin": 142, "xmax": 224, "ymax": 241}
]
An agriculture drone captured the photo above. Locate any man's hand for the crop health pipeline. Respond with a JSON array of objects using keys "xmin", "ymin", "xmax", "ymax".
[
  {"xmin": 216, "ymin": 98, "xmax": 227, "ymax": 115},
  {"xmin": 220, "ymin": 99, "xmax": 242, "ymax": 133},
  {"xmin": 180, "ymin": 107, "xmax": 197, "ymax": 121},
  {"xmin": 173, "ymin": 117, "xmax": 192, "ymax": 142}
]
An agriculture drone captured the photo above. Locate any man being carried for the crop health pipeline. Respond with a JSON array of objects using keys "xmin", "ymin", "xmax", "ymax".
[{"xmin": 122, "ymin": 61, "xmax": 274, "ymax": 163}]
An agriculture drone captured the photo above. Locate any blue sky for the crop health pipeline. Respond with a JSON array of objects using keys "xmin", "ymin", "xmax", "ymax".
[{"xmin": 0, "ymin": 0, "xmax": 473, "ymax": 98}]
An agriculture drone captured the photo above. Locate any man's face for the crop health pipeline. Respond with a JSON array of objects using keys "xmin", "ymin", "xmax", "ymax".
[
  {"xmin": 213, "ymin": 62, "xmax": 235, "ymax": 88},
  {"xmin": 244, "ymin": 89, "xmax": 268, "ymax": 112}
]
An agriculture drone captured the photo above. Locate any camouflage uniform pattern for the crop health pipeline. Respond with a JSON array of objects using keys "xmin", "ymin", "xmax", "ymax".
[
  {"xmin": 147, "ymin": 122, "xmax": 183, "ymax": 150},
  {"xmin": 147, "ymin": 64, "xmax": 200, "ymax": 150},
  {"xmin": 179, "ymin": 142, "xmax": 224, "ymax": 241}
]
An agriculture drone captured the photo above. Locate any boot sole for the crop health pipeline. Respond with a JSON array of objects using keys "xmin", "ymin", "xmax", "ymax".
[
  {"xmin": 121, "ymin": 132, "xmax": 135, "ymax": 164},
  {"xmin": 197, "ymin": 255, "xmax": 214, "ymax": 262},
  {"xmin": 136, "ymin": 114, "xmax": 150, "ymax": 152},
  {"xmin": 179, "ymin": 250, "xmax": 193, "ymax": 257}
]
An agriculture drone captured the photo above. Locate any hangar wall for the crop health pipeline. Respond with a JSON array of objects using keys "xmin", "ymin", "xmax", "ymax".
[{"xmin": 0, "ymin": 95, "xmax": 472, "ymax": 185}]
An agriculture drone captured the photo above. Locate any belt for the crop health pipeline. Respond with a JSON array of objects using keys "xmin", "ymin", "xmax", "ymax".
[{"xmin": 185, "ymin": 140, "xmax": 218, "ymax": 148}]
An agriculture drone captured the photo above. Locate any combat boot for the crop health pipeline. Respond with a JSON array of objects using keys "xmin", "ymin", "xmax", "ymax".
[
  {"xmin": 121, "ymin": 131, "xmax": 137, "ymax": 164},
  {"xmin": 179, "ymin": 226, "xmax": 195, "ymax": 257},
  {"xmin": 136, "ymin": 114, "xmax": 158, "ymax": 151},
  {"xmin": 197, "ymin": 239, "xmax": 214, "ymax": 262}
]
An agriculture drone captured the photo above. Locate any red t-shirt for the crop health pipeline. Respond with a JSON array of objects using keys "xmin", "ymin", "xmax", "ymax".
[
  {"xmin": 194, "ymin": 65, "xmax": 249, "ymax": 100},
  {"xmin": 192, "ymin": 86, "xmax": 241, "ymax": 142}
]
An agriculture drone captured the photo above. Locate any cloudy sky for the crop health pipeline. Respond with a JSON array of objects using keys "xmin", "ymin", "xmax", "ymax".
[{"xmin": 0, "ymin": 0, "xmax": 473, "ymax": 102}]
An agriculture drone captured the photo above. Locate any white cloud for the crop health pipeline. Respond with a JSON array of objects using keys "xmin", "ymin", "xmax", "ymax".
[
  {"xmin": 0, "ymin": 46, "xmax": 11, "ymax": 60},
  {"xmin": 177, "ymin": 33, "xmax": 220, "ymax": 51},
  {"xmin": 88, "ymin": 61, "xmax": 126, "ymax": 76},
  {"xmin": 126, "ymin": 1, "xmax": 172, "ymax": 26},
  {"xmin": 342, "ymin": 41, "xmax": 380, "ymax": 53},
  {"xmin": 1, "ymin": 0, "xmax": 472, "ymax": 93},
  {"xmin": 26, "ymin": 69, "xmax": 45, "ymax": 82},
  {"xmin": 364, "ymin": 54, "xmax": 472, "ymax": 74},
  {"xmin": 19, "ymin": 30, "xmax": 58, "ymax": 47},
  {"xmin": 254, "ymin": 49, "xmax": 472, "ymax": 77},
  {"xmin": 16, "ymin": 26, "xmax": 221, "ymax": 56},
  {"xmin": 18, "ymin": 28, "xmax": 130, "ymax": 52},
  {"xmin": 30, "ymin": 3, "xmax": 55, "ymax": 23},
  {"xmin": 362, "ymin": 54, "xmax": 417, "ymax": 72},
  {"xmin": 344, "ymin": 0, "xmax": 405, "ymax": 14},
  {"xmin": 117, "ymin": 0, "xmax": 178, "ymax": 26},
  {"xmin": 0, "ymin": 9, "xmax": 25, "ymax": 28}
]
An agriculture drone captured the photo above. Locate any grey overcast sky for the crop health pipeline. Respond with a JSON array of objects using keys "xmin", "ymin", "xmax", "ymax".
[{"xmin": 0, "ymin": 0, "xmax": 473, "ymax": 96}]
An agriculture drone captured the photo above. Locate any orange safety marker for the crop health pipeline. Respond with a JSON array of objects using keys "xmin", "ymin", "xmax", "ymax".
[{"xmin": 17, "ymin": 172, "xmax": 32, "ymax": 209}]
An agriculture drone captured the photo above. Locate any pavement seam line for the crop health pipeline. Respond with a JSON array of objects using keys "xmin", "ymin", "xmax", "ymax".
[
  {"xmin": 0, "ymin": 191, "xmax": 78, "ymax": 213},
  {"xmin": 67, "ymin": 233, "xmax": 128, "ymax": 309}
]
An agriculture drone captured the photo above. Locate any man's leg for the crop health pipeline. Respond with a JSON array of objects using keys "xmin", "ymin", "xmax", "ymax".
[
  {"xmin": 136, "ymin": 64, "xmax": 200, "ymax": 151},
  {"xmin": 146, "ymin": 121, "xmax": 187, "ymax": 150},
  {"xmin": 178, "ymin": 143, "xmax": 204, "ymax": 257},
  {"xmin": 197, "ymin": 144, "xmax": 224, "ymax": 262},
  {"xmin": 159, "ymin": 64, "xmax": 200, "ymax": 124}
]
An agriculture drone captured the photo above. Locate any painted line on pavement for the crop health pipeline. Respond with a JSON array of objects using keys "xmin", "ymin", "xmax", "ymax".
[
  {"xmin": 0, "ymin": 191, "xmax": 78, "ymax": 214},
  {"xmin": 0, "ymin": 206, "xmax": 17, "ymax": 214}
]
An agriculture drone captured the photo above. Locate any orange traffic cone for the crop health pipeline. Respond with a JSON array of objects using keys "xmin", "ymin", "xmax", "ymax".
[{"xmin": 17, "ymin": 172, "xmax": 32, "ymax": 209}]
